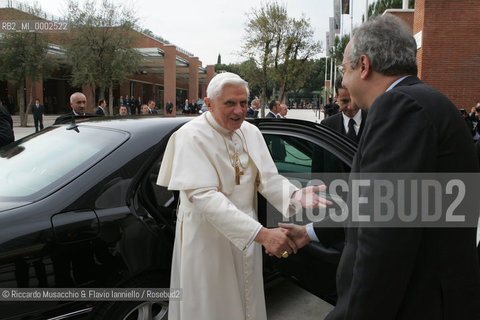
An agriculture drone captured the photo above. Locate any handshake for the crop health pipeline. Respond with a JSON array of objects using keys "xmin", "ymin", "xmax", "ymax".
[
  {"xmin": 256, "ymin": 223, "xmax": 312, "ymax": 258},
  {"xmin": 254, "ymin": 185, "xmax": 331, "ymax": 258}
]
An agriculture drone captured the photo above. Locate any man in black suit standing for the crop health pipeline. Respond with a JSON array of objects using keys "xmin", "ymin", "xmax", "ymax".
[
  {"xmin": 265, "ymin": 100, "xmax": 280, "ymax": 118},
  {"xmin": 281, "ymin": 15, "xmax": 480, "ymax": 319},
  {"xmin": 31, "ymin": 98, "xmax": 44, "ymax": 132},
  {"xmin": 166, "ymin": 100, "xmax": 174, "ymax": 115},
  {"xmin": 321, "ymin": 76, "xmax": 367, "ymax": 143},
  {"xmin": 246, "ymin": 99, "xmax": 260, "ymax": 118},
  {"xmin": 95, "ymin": 99, "xmax": 107, "ymax": 116},
  {"xmin": 0, "ymin": 103, "xmax": 14, "ymax": 147},
  {"xmin": 147, "ymin": 100, "xmax": 158, "ymax": 114}
]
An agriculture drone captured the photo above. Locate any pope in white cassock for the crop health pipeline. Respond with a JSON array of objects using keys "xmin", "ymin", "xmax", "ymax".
[{"xmin": 157, "ymin": 72, "xmax": 329, "ymax": 320}]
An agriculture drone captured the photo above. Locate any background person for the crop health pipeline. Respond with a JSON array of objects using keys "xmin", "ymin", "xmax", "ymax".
[
  {"xmin": 0, "ymin": 103, "xmax": 14, "ymax": 147},
  {"xmin": 31, "ymin": 98, "xmax": 44, "ymax": 132},
  {"xmin": 95, "ymin": 99, "xmax": 107, "ymax": 116},
  {"xmin": 321, "ymin": 75, "xmax": 367, "ymax": 143},
  {"xmin": 54, "ymin": 92, "xmax": 92, "ymax": 124}
]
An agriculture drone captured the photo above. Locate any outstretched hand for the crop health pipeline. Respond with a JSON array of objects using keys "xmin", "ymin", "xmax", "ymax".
[{"xmin": 291, "ymin": 185, "xmax": 332, "ymax": 208}]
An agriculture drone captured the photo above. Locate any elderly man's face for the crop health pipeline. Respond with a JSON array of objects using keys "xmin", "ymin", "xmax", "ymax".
[
  {"xmin": 71, "ymin": 93, "xmax": 87, "ymax": 114},
  {"xmin": 206, "ymin": 84, "xmax": 248, "ymax": 131}
]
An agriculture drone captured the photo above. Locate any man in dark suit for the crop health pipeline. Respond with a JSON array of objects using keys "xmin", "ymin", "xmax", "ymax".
[
  {"xmin": 54, "ymin": 92, "xmax": 94, "ymax": 124},
  {"xmin": 95, "ymin": 99, "xmax": 107, "ymax": 116},
  {"xmin": 265, "ymin": 100, "xmax": 280, "ymax": 118},
  {"xmin": 166, "ymin": 100, "xmax": 174, "ymax": 114},
  {"xmin": 6, "ymin": 94, "xmax": 15, "ymax": 115},
  {"xmin": 147, "ymin": 100, "xmax": 158, "ymax": 114},
  {"xmin": 0, "ymin": 103, "xmax": 14, "ymax": 147},
  {"xmin": 281, "ymin": 15, "xmax": 480, "ymax": 319},
  {"xmin": 321, "ymin": 76, "xmax": 367, "ymax": 143},
  {"xmin": 246, "ymin": 99, "xmax": 260, "ymax": 118},
  {"xmin": 31, "ymin": 98, "xmax": 44, "ymax": 132}
]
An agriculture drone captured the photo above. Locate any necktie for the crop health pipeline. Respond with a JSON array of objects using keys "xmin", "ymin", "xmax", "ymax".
[{"xmin": 347, "ymin": 118, "xmax": 357, "ymax": 141}]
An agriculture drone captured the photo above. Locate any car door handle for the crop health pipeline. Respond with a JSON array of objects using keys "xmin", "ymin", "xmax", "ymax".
[{"xmin": 51, "ymin": 210, "xmax": 99, "ymax": 243}]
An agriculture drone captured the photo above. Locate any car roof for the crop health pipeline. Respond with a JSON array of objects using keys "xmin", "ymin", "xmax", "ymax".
[{"xmin": 54, "ymin": 116, "xmax": 191, "ymax": 137}]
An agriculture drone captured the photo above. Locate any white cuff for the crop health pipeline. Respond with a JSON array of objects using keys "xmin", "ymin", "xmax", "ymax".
[
  {"xmin": 306, "ymin": 223, "xmax": 319, "ymax": 242},
  {"xmin": 247, "ymin": 225, "xmax": 262, "ymax": 247}
]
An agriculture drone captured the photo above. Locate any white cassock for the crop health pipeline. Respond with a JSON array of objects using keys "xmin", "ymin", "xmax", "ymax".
[{"xmin": 157, "ymin": 112, "xmax": 299, "ymax": 320}]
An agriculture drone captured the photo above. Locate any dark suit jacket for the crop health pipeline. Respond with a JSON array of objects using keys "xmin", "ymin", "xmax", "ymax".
[
  {"xmin": 246, "ymin": 107, "xmax": 258, "ymax": 118},
  {"xmin": 54, "ymin": 112, "xmax": 95, "ymax": 125},
  {"xmin": 321, "ymin": 109, "xmax": 367, "ymax": 143},
  {"xmin": 265, "ymin": 111, "xmax": 277, "ymax": 118},
  {"xmin": 316, "ymin": 76, "xmax": 480, "ymax": 320},
  {"xmin": 95, "ymin": 106, "xmax": 106, "ymax": 116},
  {"xmin": 32, "ymin": 104, "xmax": 44, "ymax": 118},
  {"xmin": 0, "ymin": 104, "xmax": 14, "ymax": 147}
]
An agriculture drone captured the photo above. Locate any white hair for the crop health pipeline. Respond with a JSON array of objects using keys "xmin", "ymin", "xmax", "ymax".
[{"xmin": 206, "ymin": 72, "xmax": 249, "ymax": 100}]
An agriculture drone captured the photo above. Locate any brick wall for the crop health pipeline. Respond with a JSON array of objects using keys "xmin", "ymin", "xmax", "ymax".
[{"xmin": 413, "ymin": 0, "xmax": 480, "ymax": 109}]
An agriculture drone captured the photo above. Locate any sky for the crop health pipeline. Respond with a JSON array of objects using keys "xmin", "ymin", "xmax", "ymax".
[{"xmin": 33, "ymin": 0, "xmax": 368, "ymax": 66}]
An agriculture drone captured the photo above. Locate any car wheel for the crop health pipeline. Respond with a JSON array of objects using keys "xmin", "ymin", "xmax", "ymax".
[{"xmin": 89, "ymin": 272, "xmax": 169, "ymax": 320}]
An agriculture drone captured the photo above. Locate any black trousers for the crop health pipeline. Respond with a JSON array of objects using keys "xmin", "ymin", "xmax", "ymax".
[{"xmin": 33, "ymin": 114, "xmax": 43, "ymax": 132}]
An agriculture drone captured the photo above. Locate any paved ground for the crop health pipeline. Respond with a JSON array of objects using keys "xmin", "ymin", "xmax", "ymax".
[
  {"xmin": 11, "ymin": 109, "xmax": 324, "ymax": 140},
  {"xmin": 266, "ymin": 277, "xmax": 334, "ymax": 320}
]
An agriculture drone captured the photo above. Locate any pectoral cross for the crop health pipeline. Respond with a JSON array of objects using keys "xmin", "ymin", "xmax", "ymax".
[{"xmin": 235, "ymin": 164, "xmax": 243, "ymax": 185}]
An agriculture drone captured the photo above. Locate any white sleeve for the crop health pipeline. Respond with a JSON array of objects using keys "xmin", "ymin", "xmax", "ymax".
[{"xmin": 184, "ymin": 188, "xmax": 262, "ymax": 251}]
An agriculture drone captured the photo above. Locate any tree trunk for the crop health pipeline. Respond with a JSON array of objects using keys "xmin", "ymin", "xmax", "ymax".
[
  {"xmin": 18, "ymin": 82, "xmax": 27, "ymax": 127},
  {"xmin": 22, "ymin": 81, "xmax": 35, "ymax": 127},
  {"xmin": 108, "ymin": 83, "xmax": 114, "ymax": 115},
  {"xmin": 89, "ymin": 84, "xmax": 95, "ymax": 113}
]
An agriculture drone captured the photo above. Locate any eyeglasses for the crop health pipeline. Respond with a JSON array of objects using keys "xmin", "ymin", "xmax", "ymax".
[{"xmin": 338, "ymin": 61, "xmax": 349, "ymax": 76}]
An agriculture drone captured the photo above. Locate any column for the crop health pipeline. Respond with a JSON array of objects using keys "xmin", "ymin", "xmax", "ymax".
[
  {"xmin": 188, "ymin": 57, "xmax": 199, "ymax": 102},
  {"xmin": 164, "ymin": 45, "xmax": 177, "ymax": 116}
]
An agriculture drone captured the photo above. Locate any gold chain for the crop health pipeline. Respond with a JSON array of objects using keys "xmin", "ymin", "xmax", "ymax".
[{"xmin": 205, "ymin": 115, "xmax": 249, "ymax": 170}]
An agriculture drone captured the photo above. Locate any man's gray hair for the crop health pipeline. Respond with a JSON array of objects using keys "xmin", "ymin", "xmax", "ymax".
[
  {"xmin": 206, "ymin": 72, "xmax": 249, "ymax": 100},
  {"xmin": 70, "ymin": 92, "xmax": 86, "ymax": 103},
  {"xmin": 348, "ymin": 14, "xmax": 417, "ymax": 76}
]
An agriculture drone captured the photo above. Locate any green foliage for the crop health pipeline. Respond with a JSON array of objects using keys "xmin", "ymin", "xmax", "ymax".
[
  {"xmin": 0, "ymin": 2, "xmax": 57, "ymax": 126},
  {"xmin": 242, "ymin": 0, "xmax": 321, "ymax": 103},
  {"xmin": 65, "ymin": 0, "xmax": 141, "ymax": 107},
  {"xmin": 0, "ymin": 32, "xmax": 53, "ymax": 83},
  {"xmin": 331, "ymin": 34, "xmax": 350, "ymax": 66},
  {"xmin": 366, "ymin": 0, "xmax": 415, "ymax": 19}
]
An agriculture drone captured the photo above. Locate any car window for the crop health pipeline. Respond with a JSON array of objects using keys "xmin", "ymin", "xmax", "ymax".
[
  {"xmin": 263, "ymin": 134, "xmax": 350, "ymax": 174},
  {"xmin": 0, "ymin": 126, "xmax": 128, "ymax": 200}
]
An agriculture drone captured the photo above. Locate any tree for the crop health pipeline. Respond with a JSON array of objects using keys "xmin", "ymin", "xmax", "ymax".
[
  {"xmin": 65, "ymin": 0, "xmax": 141, "ymax": 114},
  {"xmin": 243, "ymin": 1, "xmax": 285, "ymax": 107},
  {"xmin": 0, "ymin": 6, "xmax": 56, "ymax": 127},
  {"xmin": 217, "ymin": 53, "xmax": 222, "ymax": 65},
  {"xmin": 243, "ymin": 1, "xmax": 320, "ymax": 107},
  {"xmin": 275, "ymin": 16, "xmax": 320, "ymax": 101},
  {"xmin": 331, "ymin": 34, "xmax": 350, "ymax": 67},
  {"xmin": 366, "ymin": 0, "xmax": 415, "ymax": 20}
]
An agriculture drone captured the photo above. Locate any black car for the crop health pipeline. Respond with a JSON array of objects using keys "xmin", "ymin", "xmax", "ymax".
[{"xmin": 0, "ymin": 116, "xmax": 356, "ymax": 319}]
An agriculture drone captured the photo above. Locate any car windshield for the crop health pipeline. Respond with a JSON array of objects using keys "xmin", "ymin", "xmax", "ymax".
[{"xmin": 0, "ymin": 126, "xmax": 128, "ymax": 201}]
